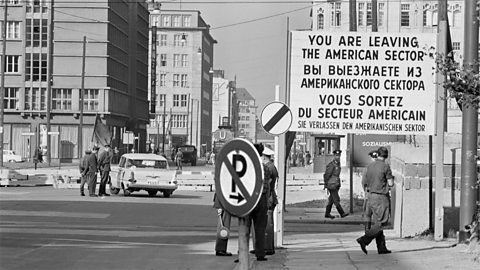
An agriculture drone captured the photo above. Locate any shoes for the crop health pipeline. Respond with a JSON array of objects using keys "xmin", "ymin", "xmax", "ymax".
[
  {"xmin": 80, "ymin": 193, "xmax": 85, "ymax": 196},
  {"xmin": 89, "ymin": 194, "xmax": 98, "ymax": 197},
  {"xmin": 215, "ymin": 251, "xmax": 232, "ymax": 256},
  {"xmin": 378, "ymin": 250, "xmax": 392, "ymax": 254},
  {"xmin": 356, "ymin": 238, "xmax": 368, "ymax": 255},
  {"xmin": 340, "ymin": 213, "xmax": 349, "ymax": 218},
  {"xmin": 325, "ymin": 214, "xmax": 335, "ymax": 219},
  {"xmin": 249, "ymin": 250, "xmax": 255, "ymax": 254},
  {"xmin": 99, "ymin": 193, "xmax": 110, "ymax": 197},
  {"xmin": 266, "ymin": 250, "xmax": 275, "ymax": 255},
  {"xmin": 234, "ymin": 259, "xmax": 239, "ymax": 263},
  {"xmin": 256, "ymin": 257, "xmax": 267, "ymax": 261}
]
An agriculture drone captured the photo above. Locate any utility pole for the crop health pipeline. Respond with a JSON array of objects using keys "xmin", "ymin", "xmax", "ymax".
[
  {"xmin": 348, "ymin": 0, "xmax": 357, "ymax": 214},
  {"xmin": 0, "ymin": 0, "xmax": 7, "ymax": 168},
  {"xmin": 189, "ymin": 97, "xmax": 193, "ymax": 144},
  {"xmin": 195, "ymin": 99, "xmax": 199, "ymax": 148},
  {"xmin": 459, "ymin": 0, "xmax": 479, "ymax": 243},
  {"xmin": 46, "ymin": 0, "xmax": 54, "ymax": 165},
  {"xmin": 79, "ymin": 36, "xmax": 86, "ymax": 157},
  {"xmin": 186, "ymin": 93, "xmax": 190, "ymax": 144}
]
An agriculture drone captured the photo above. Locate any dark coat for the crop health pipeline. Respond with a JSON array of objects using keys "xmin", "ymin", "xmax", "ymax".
[
  {"xmin": 97, "ymin": 150, "xmax": 112, "ymax": 172},
  {"xmin": 324, "ymin": 159, "xmax": 341, "ymax": 189},
  {"xmin": 85, "ymin": 153, "xmax": 98, "ymax": 175}
]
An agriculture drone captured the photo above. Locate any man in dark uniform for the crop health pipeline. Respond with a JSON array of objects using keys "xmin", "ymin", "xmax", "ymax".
[
  {"xmin": 323, "ymin": 149, "xmax": 348, "ymax": 219},
  {"xmin": 263, "ymin": 149, "xmax": 278, "ymax": 256},
  {"xmin": 97, "ymin": 144, "xmax": 112, "ymax": 197},
  {"xmin": 213, "ymin": 193, "xmax": 232, "ymax": 256},
  {"xmin": 84, "ymin": 146, "xmax": 99, "ymax": 197},
  {"xmin": 356, "ymin": 146, "xmax": 394, "ymax": 255},
  {"xmin": 79, "ymin": 149, "xmax": 91, "ymax": 196},
  {"xmin": 246, "ymin": 143, "xmax": 269, "ymax": 261}
]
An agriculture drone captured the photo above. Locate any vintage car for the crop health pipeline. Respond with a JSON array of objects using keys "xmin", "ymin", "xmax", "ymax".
[
  {"xmin": 109, "ymin": 153, "xmax": 177, "ymax": 197},
  {"xmin": 2, "ymin": 150, "xmax": 23, "ymax": 163}
]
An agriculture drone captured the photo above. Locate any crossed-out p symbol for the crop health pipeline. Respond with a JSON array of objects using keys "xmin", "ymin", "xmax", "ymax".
[{"xmin": 231, "ymin": 154, "xmax": 247, "ymax": 193}]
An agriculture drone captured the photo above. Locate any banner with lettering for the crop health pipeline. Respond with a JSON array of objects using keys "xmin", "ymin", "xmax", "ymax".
[{"xmin": 289, "ymin": 31, "xmax": 437, "ymax": 135}]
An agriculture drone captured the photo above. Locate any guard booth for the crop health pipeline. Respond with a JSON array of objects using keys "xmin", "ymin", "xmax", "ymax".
[{"xmin": 312, "ymin": 134, "xmax": 344, "ymax": 173}]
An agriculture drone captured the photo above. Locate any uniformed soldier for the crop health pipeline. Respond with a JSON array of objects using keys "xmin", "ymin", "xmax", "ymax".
[
  {"xmin": 97, "ymin": 144, "xmax": 112, "ymax": 197},
  {"xmin": 213, "ymin": 193, "xmax": 232, "ymax": 256},
  {"xmin": 356, "ymin": 146, "xmax": 393, "ymax": 255},
  {"xmin": 263, "ymin": 149, "xmax": 278, "ymax": 255},
  {"xmin": 84, "ymin": 146, "xmax": 99, "ymax": 197},
  {"xmin": 79, "ymin": 149, "xmax": 91, "ymax": 196},
  {"xmin": 323, "ymin": 149, "xmax": 349, "ymax": 219}
]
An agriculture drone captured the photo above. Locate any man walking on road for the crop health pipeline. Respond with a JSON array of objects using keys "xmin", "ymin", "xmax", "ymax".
[
  {"xmin": 97, "ymin": 144, "xmax": 112, "ymax": 197},
  {"xmin": 323, "ymin": 150, "xmax": 348, "ymax": 219},
  {"xmin": 84, "ymin": 146, "xmax": 99, "ymax": 197},
  {"xmin": 79, "ymin": 149, "xmax": 91, "ymax": 196},
  {"xmin": 357, "ymin": 146, "xmax": 393, "ymax": 255}
]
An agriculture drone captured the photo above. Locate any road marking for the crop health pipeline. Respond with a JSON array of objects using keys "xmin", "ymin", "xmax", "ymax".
[
  {"xmin": 0, "ymin": 192, "xmax": 30, "ymax": 195},
  {"xmin": 0, "ymin": 210, "xmax": 109, "ymax": 219}
]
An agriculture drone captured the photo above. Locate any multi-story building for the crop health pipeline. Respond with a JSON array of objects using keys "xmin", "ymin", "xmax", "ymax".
[
  {"xmin": 235, "ymin": 88, "xmax": 257, "ymax": 142},
  {"xmin": 147, "ymin": 6, "xmax": 216, "ymax": 156},
  {"xmin": 1, "ymin": 0, "xmax": 149, "ymax": 161}
]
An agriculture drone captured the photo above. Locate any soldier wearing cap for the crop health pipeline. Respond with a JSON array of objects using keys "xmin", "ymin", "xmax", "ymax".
[
  {"xmin": 97, "ymin": 144, "xmax": 112, "ymax": 197},
  {"xmin": 262, "ymin": 147, "xmax": 278, "ymax": 255},
  {"xmin": 323, "ymin": 149, "xmax": 349, "ymax": 219},
  {"xmin": 79, "ymin": 149, "xmax": 92, "ymax": 196},
  {"xmin": 357, "ymin": 146, "xmax": 393, "ymax": 255},
  {"xmin": 84, "ymin": 146, "xmax": 100, "ymax": 197}
]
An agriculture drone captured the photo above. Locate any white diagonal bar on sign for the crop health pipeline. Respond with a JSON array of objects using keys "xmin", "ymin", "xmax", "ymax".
[{"xmin": 223, "ymin": 158, "xmax": 251, "ymax": 201}]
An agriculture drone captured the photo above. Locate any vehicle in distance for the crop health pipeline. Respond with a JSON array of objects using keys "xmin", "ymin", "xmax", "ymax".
[
  {"xmin": 177, "ymin": 145, "xmax": 197, "ymax": 166},
  {"xmin": 110, "ymin": 153, "xmax": 177, "ymax": 197},
  {"xmin": 3, "ymin": 150, "xmax": 23, "ymax": 163}
]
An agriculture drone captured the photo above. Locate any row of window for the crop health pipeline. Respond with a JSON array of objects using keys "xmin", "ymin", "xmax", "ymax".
[
  {"xmin": 157, "ymin": 53, "xmax": 189, "ymax": 67},
  {"xmin": 151, "ymin": 15, "xmax": 192, "ymax": 28},
  {"xmin": 149, "ymin": 114, "xmax": 188, "ymax": 129},
  {"xmin": 156, "ymin": 73, "xmax": 189, "ymax": 88},
  {"xmin": 155, "ymin": 33, "xmax": 190, "ymax": 47},
  {"xmin": 317, "ymin": 2, "xmax": 462, "ymax": 29},
  {"xmin": 3, "ymin": 87, "xmax": 99, "ymax": 111},
  {"xmin": 154, "ymin": 94, "xmax": 191, "ymax": 108},
  {"xmin": 2, "ymin": 53, "xmax": 48, "ymax": 81}
]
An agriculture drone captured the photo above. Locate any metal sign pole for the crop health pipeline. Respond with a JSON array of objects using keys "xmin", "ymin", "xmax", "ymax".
[{"xmin": 238, "ymin": 217, "xmax": 249, "ymax": 270}]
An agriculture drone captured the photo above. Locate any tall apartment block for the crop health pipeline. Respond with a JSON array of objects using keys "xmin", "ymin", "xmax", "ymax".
[
  {"xmin": 1, "ymin": 0, "xmax": 150, "ymax": 161},
  {"xmin": 147, "ymin": 6, "xmax": 216, "ymax": 156}
]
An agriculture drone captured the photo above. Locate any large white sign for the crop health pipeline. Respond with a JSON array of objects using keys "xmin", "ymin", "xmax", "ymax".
[{"xmin": 289, "ymin": 31, "xmax": 437, "ymax": 135}]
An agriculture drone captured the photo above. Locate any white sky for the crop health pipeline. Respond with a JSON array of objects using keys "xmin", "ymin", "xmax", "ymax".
[{"xmin": 162, "ymin": 0, "xmax": 311, "ymax": 116}]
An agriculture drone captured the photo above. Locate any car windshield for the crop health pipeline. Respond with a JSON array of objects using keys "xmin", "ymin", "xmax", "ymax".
[
  {"xmin": 130, "ymin": 159, "xmax": 167, "ymax": 169},
  {"xmin": 179, "ymin": 146, "xmax": 195, "ymax": 152}
]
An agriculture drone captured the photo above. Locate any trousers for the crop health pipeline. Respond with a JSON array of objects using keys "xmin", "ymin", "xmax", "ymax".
[
  {"xmin": 99, "ymin": 170, "xmax": 110, "ymax": 195},
  {"xmin": 246, "ymin": 193, "xmax": 268, "ymax": 258},
  {"xmin": 87, "ymin": 172, "xmax": 97, "ymax": 195},
  {"xmin": 325, "ymin": 187, "xmax": 345, "ymax": 215}
]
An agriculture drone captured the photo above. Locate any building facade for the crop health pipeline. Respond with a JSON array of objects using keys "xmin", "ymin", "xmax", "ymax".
[
  {"xmin": 147, "ymin": 7, "xmax": 215, "ymax": 157},
  {"xmin": 1, "ymin": 0, "xmax": 149, "ymax": 161},
  {"xmin": 235, "ymin": 87, "xmax": 257, "ymax": 142}
]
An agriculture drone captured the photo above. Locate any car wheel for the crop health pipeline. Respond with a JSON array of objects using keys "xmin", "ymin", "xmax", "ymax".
[
  {"xmin": 163, "ymin": 190, "xmax": 172, "ymax": 198},
  {"xmin": 147, "ymin": 190, "xmax": 158, "ymax": 197},
  {"xmin": 109, "ymin": 184, "xmax": 120, "ymax": 195},
  {"xmin": 123, "ymin": 186, "xmax": 131, "ymax": 196}
]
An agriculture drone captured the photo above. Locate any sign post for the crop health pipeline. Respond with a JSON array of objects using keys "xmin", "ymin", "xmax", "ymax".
[{"xmin": 214, "ymin": 138, "xmax": 263, "ymax": 269}]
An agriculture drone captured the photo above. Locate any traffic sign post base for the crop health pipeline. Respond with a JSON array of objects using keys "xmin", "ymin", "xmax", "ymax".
[{"xmin": 238, "ymin": 217, "xmax": 249, "ymax": 270}]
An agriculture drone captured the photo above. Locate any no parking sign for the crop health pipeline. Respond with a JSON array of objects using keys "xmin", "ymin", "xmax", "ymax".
[{"xmin": 214, "ymin": 139, "xmax": 264, "ymax": 217}]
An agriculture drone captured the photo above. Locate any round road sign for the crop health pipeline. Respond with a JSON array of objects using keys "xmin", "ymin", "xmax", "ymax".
[
  {"xmin": 260, "ymin": 101, "xmax": 292, "ymax": 136},
  {"xmin": 214, "ymin": 138, "xmax": 264, "ymax": 217}
]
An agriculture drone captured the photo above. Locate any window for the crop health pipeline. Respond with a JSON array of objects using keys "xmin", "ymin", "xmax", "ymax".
[
  {"xmin": 172, "ymin": 114, "xmax": 187, "ymax": 128},
  {"xmin": 366, "ymin": 2, "xmax": 372, "ymax": 26},
  {"xmin": 5, "ymin": 55, "xmax": 19, "ymax": 73},
  {"xmin": 452, "ymin": 42, "xmax": 461, "ymax": 51},
  {"xmin": 317, "ymin": 14, "xmax": 324, "ymax": 29},
  {"xmin": 172, "ymin": 15, "xmax": 181, "ymax": 27},
  {"xmin": 52, "ymin": 88, "xmax": 72, "ymax": 110},
  {"xmin": 183, "ymin": 16, "xmax": 191, "ymax": 27},
  {"xmin": 4, "ymin": 87, "xmax": 19, "ymax": 110},
  {"xmin": 25, "ymin": 53, "xmax": 47, "ymax": 81},
  {"xmin": 150, "ymin": 114, "xmax": 166, "ymax": 128},
  {"xmin": 378, "ymin": 3, "xmax": 385, "ymax": 26},
  {"xmin": 1, "ymin": 21, "xmax": 21, "ymax": 39},
  {"xmin": 161, "ymin": 15, "xmax": 170, "ymax": 27},
  {"xmin": 160, "ymin": 54, "xmax": 167, "ymax": 67},
  {"xmin": 358, "ymin": 2, "xmax": 364, "ymax": 26},
  {"xmin": 26, "ymin": 0, "xmax": 47, "ymax": 13},
  {"xmin": 173, "ymin": 74, "xmax": 180, "ymax": 87},
  {"xmin": 83, "ymin": 89, "xmax": 98, "ymax": 111},
  {"xmin": 181, "ymin": 74, "xmax": 188, "ymax": 87},
  {"xmin": 401, "ymin": 4, "xmax": 410, "ymax": 27},
  {"xmin": 25, "ymin": 87, "xmax": 46, "ymax": 110},
  {"xmin": 159, "ymin": 73, "xmax": 166, "ymax": 86},
  {"xmin": 26, "ymin": 19, "xmax": 47, "ymax": 47},
  {"xmin": 157, "ymin": 94, "xmax": 165, "ymax": 107},
  {"xmin": 181, "ymin": 54, "xmax": 188, "ymax": 67},
  {"xmin": 330, "ymin": 2, "xmax": 341, "ymax": 26},
  {"xmin": 173, "ymin": 94, "xmax": 187, "ymax": 107},
  {"xmin": 174, "ymin": 34, "xmax": 186, "ymax": 46},
  {"xmin": 159, "ymin": 34, "xmax": 167, "ymax": 46},
  {"xmin": 173, "ymin": 54, "xmax": 180, "ymax": 67}
]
